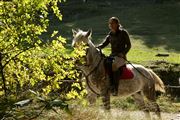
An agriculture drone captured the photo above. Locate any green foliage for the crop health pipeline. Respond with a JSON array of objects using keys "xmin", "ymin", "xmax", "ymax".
[
  {"xmin": 0, "ymin": 0, "xmax": 53, "ymax": 95},
  {"xmin": 0, "ymin": 0, "xmax": 88, "ymax": 119},
  {"xmin": 1, "ymin": 90, "xmax": 71, "ymax": 120},
  {"xmin": 0, "ymin": 0, "xmax": 86, "ymax": 101}
]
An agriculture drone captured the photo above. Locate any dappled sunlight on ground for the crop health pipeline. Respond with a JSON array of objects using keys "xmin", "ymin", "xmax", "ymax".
[{"xmin": 38, "ymin": 106, "xmax": 180, "ymax": 120}]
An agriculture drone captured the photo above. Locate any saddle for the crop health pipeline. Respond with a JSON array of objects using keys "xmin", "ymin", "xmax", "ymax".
[
  {"xmin": 104, "ymin": 57, "xmax": 134, "ymax": 80},
  {"xmin": 119, "ymin": 65, "xmax": 134, "ymax": 80}
]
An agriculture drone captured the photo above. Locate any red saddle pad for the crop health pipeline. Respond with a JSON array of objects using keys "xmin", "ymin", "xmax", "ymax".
[{"xmin": 119, "ymin": 66, "xmax": 134, "ymax": 80}]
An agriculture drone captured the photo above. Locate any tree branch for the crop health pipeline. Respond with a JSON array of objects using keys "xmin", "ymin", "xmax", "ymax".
[{"xmin": 2, "ymin": 47, "xmax": 32, "ymax": 69}]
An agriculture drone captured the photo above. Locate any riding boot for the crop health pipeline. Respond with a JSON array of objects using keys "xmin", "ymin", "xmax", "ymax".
[
  {"xmin": 108, "ymin": 64, "xmax": 114, "ymax": 92},
  {"xmin": 112, "ymin": 66, "xmax": 124, "ymax": 96},
  {"xmin": 112, "ymin": 70, "xmax": 120, "ymax": 96},
  {"xmin": 105, "ymin": 57, "xmax": 114, "ymax": 92}
]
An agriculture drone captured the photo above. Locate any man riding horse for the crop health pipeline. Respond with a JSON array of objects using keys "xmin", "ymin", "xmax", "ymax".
[{"xmin": 97, "ymin": 17, "xmax": 131, "ymax": 96}]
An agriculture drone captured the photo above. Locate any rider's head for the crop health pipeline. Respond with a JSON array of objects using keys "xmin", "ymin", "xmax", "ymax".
[{"xmin": 108, "ymin": 17, "xmax": 121, "ymax": 33}]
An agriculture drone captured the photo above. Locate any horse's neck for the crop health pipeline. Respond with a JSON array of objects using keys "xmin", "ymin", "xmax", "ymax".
[
  {"xmin": 87, "ymin": 41, "xmax": 99, "ymax": 62},
  {"xmin": 80, "ymin": 40, "xmax": 98, "ymax": 72},
  {"xmin": 87, "ymin": 40, "xmax": 95, "ymax": 48},
  {"xmin": 86, "ymin": 41, "xmax": 106, "ymax": 89}
]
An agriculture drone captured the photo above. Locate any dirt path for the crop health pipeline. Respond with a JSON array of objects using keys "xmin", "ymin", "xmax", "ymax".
[
  {"xmin": 99, "ymin": 108, "xmax": 180, "ymax": 120},
  {"xmin": 38, "ymin": 107, "xmax": 180, "ymax": 120}
]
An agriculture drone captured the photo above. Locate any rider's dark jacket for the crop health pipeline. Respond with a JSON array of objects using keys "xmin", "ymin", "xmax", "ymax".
[{"xmin": 97, "ymin": 28, "xmax": 131, "ymax": 57}]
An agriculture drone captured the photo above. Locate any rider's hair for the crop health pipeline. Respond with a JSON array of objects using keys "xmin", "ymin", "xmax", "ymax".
[{"xmin": 109, "ymin": 17, "xmax": 120, "ymax": 24}]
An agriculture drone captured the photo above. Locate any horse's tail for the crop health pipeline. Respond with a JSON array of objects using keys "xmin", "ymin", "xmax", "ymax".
[{"xmin": 149, "ymin": 70, "xmax": 165, "ymax": 93}]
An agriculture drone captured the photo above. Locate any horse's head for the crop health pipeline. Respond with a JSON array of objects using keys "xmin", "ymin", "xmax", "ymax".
[{"xmin": 72, "ymin": 29, "xmax": 92, "ymax": 47}]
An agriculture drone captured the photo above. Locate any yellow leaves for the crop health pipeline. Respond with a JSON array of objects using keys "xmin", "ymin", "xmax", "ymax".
[
  {"xmin": 66, "ymin": 84, "xmax": 87, "ymax": 104},
  {"xmin": 0, "ymin": 0, "xmax": 87, "ymax": 101},
  {"xmin": 72, "ymin": 83, "xmax": 81, "ymax": 90},
  {"xmin": 67, "ymin": 90, "xmax": 79, "ymax": 99},
  {"xmin": 51, "ymin": 31, "xmax": 58, "ymax": 38},
  {"xmin": 43, "ymin": 85, "xmax": 51, "ymax": 95},
  {"xmin": 35, "ymin": 0, "xmax": 49, "ymax": 9},
  {"xmin": 72, "ymin": 43, "xmax": 87, "ymax": 58},
  {"xmin": 25, "ymin": 13, "xmax": 30, "ymax": 19},
  {"xmin": 0, "ymin": 91, "xmax": 4, "ymax": 96},
  {"xmin": 50, "ymin": 0, "xmax": 62, "ymax": 21},
  {"xmin": 30, "ymin": 78, "xmax": 36, "ymax": 86},
  {"xmin": 57, "ymin": 36, "xmax": 66, "ymax": 44},
  {"xmin": 51, "ymin": 40, "xmax": 65, "ymax": 50}
]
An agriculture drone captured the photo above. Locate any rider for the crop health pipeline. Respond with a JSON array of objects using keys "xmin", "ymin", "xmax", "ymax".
[{"xmin": 96, "ymin": 17, "xmax": 131, "ymax": 96}]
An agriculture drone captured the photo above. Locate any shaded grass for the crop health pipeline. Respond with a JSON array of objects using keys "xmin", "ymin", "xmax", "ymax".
[
  {"xmin": 51, "ymin": 2, "xmax": 180, "ymax": 52},
  {"xmin": 43, "ymin": 1, "xmax": 180, "ymax": 65}
]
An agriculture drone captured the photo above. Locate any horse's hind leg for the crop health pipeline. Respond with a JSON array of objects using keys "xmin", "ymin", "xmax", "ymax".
[
  {"xmin": 132, "ymin": 92, "xmax": 151, "ymax": 120},
  {"xmin": 146, "ymin": 98, "xmax": 162, "ymax": 120},
  {"xmin": 144, "ymin": 86, "xmax": 162, "ymax": 120},
  {"xmin": 148, "ymin": 101, "xmax": 162, "ymax": 120}
]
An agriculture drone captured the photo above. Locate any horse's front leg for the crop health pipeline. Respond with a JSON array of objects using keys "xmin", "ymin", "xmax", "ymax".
[
  {"xmin": 86, "ymin": 88, "xmax": 97, "ymax": 104},
  {"xmin": 101, "ymin": 88, "xmax": 111, "ymax": 110}
]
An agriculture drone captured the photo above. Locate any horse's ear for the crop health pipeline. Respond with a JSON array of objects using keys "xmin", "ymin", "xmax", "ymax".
[
  {"xmin": 85, "ymin": 29, "xmax": 92, "ymax": 38},
  {"xmin": 72, "ymin": 29, "xmax": 77, "ymax": 37}
]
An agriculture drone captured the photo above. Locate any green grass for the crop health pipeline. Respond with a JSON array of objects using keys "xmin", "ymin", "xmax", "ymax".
[
  {"xmin": 45, "ymin": 1, "xmax": 180, "ymax": 64},
  {"xmin": 102, "ymin": 35, "xmax": 180, "ymax": 65},
  {"xmin": 128, "ymin": 35, "xmax": 180, "ymax": 65}
]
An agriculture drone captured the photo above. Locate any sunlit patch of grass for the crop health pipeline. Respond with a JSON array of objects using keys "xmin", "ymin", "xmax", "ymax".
[
  {"xmin": 128, "ymin": 49, "xmax": 180, "ymax": 65},
  {"xmin": 38, "ymin": 106, "xmax": 103, "ymax": 120},
  {"xmin": 111, "ymin": 95, "xmax": 180, "ymax": 113},
  {"xmin": 38, "ymin": 106, "xmax": 143, "ymax": 120},
  {"xmin": 111, "ymin": 97, "xmax": 137, "ymax": 111},
  {"xmin": 37, "ymin": 101, "xmax": 179, "ymax": 120},
  {"xmin": 157, "ymin": 95, "xmax": 180, "ymax": 113},
  {"xmin": 101, "ymin": 35, "xmax": 180, "ymax": 66}
]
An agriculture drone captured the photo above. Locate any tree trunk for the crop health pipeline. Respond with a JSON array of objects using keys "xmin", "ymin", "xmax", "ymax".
[{"xmin": 0, "ymin": 52, "xmax": 7, "ymax": 97}]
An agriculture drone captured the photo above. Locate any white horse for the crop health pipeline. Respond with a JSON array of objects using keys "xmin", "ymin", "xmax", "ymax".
[{"xmin": 72, "ymin": 29, "xmax": 165, "ymax": 120}]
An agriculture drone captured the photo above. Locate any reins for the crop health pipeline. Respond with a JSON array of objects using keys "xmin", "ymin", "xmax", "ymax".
[
  {"xmin": 83, "ymin": 49, "xmax": 103, "ymax": 78},
  {"xmin": 83, "ymin": 72, "xmax": 101, "ymax": 96},
  {"xmin": 81, "ymin": 48, "xmax": 103, "ymax": 96}
]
